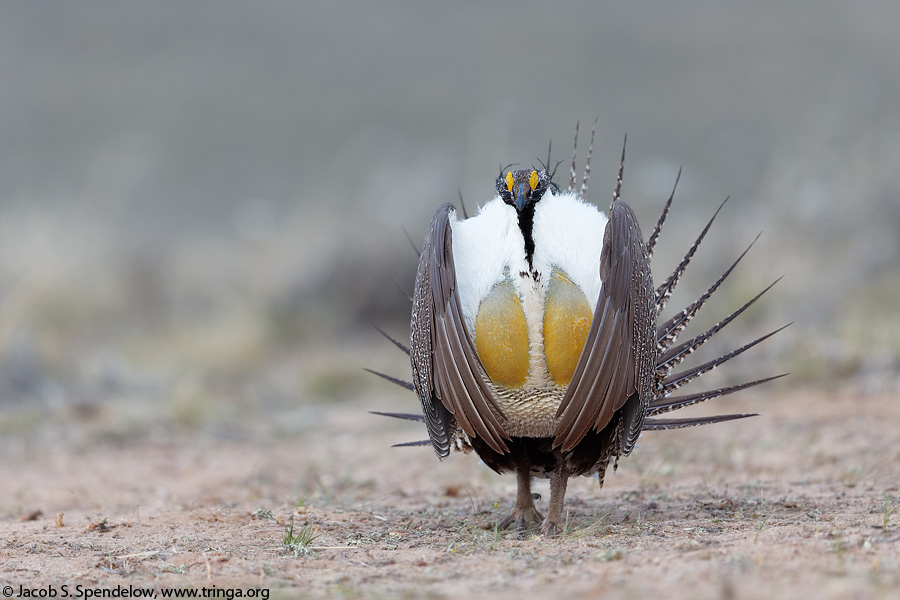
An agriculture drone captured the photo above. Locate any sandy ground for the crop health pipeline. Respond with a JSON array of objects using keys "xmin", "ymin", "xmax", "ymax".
[{"xmin": 1, "ymin": 388, "xmax": 899, "ymax": 599}]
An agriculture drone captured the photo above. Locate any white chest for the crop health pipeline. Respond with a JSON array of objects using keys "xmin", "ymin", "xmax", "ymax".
[{"xmin": 449, "ymin": 193, "xmax": 608, "ymax": 435}]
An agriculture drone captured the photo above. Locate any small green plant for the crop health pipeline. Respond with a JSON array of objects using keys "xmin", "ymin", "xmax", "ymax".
[
  {"xmin": 465, "ymin": 489, "xmax": 480, "ymax": 515},
  {"xmin": 489, "ymin": 522, "xmax": 501, "ymax": 551},
  {"xmin": 881, "ymin": 495, "xmax": 898, "ymax": 529},
  {"xmin": 752, "ymin": 493, "xmax": 772, "ymax": 543},
  {"xmin": 283, "ymin": 517, "xmax": 319, "ymax": 558},
  {"xmin": 568, "ymin": 510, "xmax": 611, "ymax": 539}
]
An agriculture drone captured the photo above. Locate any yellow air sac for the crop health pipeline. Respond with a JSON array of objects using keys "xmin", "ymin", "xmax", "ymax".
[
  {"xmin": 543, "ymin": 269, "xmax": 592, "ymax": 385},
  {"xmin": 475, "ymin": 280, "xmax": 529, "ymax": 387}
]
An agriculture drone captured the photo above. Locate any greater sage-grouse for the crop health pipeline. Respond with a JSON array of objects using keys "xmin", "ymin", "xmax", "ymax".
[{"xmin": 371, "ymin": 128, "xmax": 785, "ymax": 536}]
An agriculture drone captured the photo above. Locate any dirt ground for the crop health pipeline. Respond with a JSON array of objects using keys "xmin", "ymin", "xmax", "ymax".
[{"xmin": 1, "ymin": 388, "xmax": 899, "ymax": 599}]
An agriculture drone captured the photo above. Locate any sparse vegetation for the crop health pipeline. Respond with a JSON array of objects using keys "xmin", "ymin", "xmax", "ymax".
[
  {"xmin": 489, "ymin": 521, "xmax": 501, "ymax": 551},
  {"xmin": 282, "ymin": 517, "xmax": 320, "ymax": 558},
  {"xmin": 251, "ymin": 508, "xmax": 275, "ymax": 520}
]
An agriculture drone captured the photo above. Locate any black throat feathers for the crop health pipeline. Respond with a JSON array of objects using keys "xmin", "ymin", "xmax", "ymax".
[{"xmin": 517, "ymin": 201, "xmax": 538, "ymax": 271}]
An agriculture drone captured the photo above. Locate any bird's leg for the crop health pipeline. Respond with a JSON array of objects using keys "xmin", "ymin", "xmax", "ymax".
[
  {"xmin": 541, "ymin": 460, "xmax": 570, "ymax": 536},
  {"xmin": 499, "ymin": 465, "xmax": 544, "ymax": 531}
]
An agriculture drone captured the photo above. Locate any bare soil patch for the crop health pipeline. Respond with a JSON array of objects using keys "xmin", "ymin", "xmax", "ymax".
[{"xmin": 2, "ymin": 389, "xmax": 899, "ymax": 599}]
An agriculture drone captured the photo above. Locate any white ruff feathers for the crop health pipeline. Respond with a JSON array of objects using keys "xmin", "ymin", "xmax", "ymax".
[{"xmin": 450, "ymin": 190, "xmax": 608, "ymax": 334}]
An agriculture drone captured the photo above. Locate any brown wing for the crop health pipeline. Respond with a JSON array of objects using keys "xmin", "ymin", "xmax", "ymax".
[
  {"xmin": 410, "ymin": 203, "xmax": 509, "ymax": 457},
  {"xmin": 553, "ymin": 199, "xmax": 655, "ymax": 452}
]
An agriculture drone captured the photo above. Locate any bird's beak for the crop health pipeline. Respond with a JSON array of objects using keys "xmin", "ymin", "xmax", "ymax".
[{"xmin": 515, "ymin": 184, "xmax": 528, "ymax": 212}]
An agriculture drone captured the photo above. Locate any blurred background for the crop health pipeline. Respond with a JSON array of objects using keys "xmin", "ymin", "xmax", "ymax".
[{"xmin": 0, "ymin": 1, "xmax": 898, "ymax": 448}]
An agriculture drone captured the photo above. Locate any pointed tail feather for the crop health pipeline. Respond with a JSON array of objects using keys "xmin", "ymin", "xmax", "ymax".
[
  {"xmin": 660, "ymin": 324, "xmax": 791, "ymax": 395},
  {"xmin": 364, "ymin": 369, "xmax": 416, "ymax": 392},
  {"xmin": 458, "ymin": 190, "xmax": 469, "ymax": 220},
  {"xmin": 610, "ymin": 134, "xmax": 627, "ymax": 212},
  {"xmin": 581, "ymin": 118, "xmax": 598, "ymax": 198},
  {"xmin": 388, "ymin": 275, "xmax": 413, "ymax": 304},
  {"xmin": 403, "ymin": 226, "xmax": 421, "ymax": 258},
  {"xmin": 370, "ymin": 410, "xmax": 426, "ymax": 422},
  {"xmin": 372, "ymin": 413, "xmax": 433, "ymax": 447},
  {"xmin": 538, "ymin": 140, "xmax": 565, "ymax": 189},
  {"xmin": 656, "ymin": 235, "xmax": 764, "ymax": 354},
  {"xmin": 642, "ymin": 413, "xmax": 757, "ymax": 431},
  {"xmin": 657, "ymin": 275, "xmax": 781, "ymax": 375},
  {"xmin": 647, "ymin": 373, "xmax": 788, "ymax": 416},
  {"xmin": 568, "ymin": 120, "xmax": 580, "ymax": 192},
  {"xmin": 543, "ymin": 140, "xmax": 553, "ymax": 178},
  {"xmin": 368, "ymin": 321, "xmax": 410, "ymax": 355},
  {"xmin": 655, "ymin": 197, "xmax": 728, "ymax": 315},
  {"xmin": 646, "ymin": 167, "xmax": 681, "ymax": 259}
]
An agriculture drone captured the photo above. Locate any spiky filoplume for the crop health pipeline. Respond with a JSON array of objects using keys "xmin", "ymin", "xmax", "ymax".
[{"xmin": 371, "ymin": 129, "xmax": 785, "ymax": 534}]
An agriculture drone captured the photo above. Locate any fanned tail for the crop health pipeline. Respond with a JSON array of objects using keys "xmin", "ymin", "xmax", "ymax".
[{"xmin": 645, "ymin": 171, "xmax": 786, "ymax": 432}]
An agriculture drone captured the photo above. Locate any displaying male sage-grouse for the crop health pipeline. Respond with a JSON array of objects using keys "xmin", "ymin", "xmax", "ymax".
[{"xmin": 371, "ymin": 127, "xmax": 785, "ymax": 536}]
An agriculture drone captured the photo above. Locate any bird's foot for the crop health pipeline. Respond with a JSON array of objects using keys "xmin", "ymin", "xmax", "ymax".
[
  {"xmin": 539, "ymin": 515, "xmax": 564, "ymax": 537},
  {"xmin": 499, "ymin": 501, "xmax": 544, "ymax": 531}
]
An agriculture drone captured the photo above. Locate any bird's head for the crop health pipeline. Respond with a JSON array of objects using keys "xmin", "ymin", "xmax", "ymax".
[{"xmin": 496, "ymin": 168, "xmax": 551, "ymax": 212}]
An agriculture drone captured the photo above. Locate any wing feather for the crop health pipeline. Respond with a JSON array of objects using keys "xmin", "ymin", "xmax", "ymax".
[
  {"xmin": 553, "ymin": 200, "xmax": 654, "ymax": 452},
  {"xmin": 410, "ymin": 203, "xmax": 509, "ymax": 456}
]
